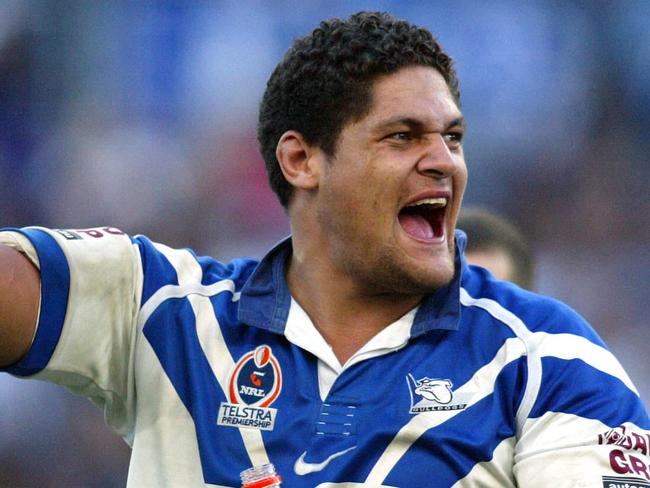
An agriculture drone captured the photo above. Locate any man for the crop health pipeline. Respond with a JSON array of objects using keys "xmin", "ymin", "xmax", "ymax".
[
  {"xmin": 458, "ymin": 207, "xmax": 535, "ymax": 289},
  {"xmin": 1, "ymin": 11, "xmax": 648, "ymax": 487}
]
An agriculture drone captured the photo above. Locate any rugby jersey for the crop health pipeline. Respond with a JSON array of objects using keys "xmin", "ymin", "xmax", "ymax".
[{"xmin": 1, "ymin": 226, "xmax": 649, "ymax": 488}]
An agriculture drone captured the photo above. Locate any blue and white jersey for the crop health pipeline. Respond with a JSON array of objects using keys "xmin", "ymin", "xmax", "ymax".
[{"xmin": 1, "ymin": 226, "xmax": 649, "ymax": 488}]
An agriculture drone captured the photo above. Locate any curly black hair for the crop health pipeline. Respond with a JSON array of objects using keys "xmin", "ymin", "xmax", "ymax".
[{"xmin": 257, "ymin": 11, "xmax": 460, "ymax": 208}]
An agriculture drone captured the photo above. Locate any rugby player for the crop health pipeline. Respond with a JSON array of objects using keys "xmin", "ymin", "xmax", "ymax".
[{"xmin": 1, "ymin": 11, "xmax": 648, "ymax": 487}]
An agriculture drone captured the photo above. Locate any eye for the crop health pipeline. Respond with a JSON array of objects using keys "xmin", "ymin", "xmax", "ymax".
[
  {"xmin": 444, "ymin": 131, "xmax": 464, "ymax": 148},
  {"xmin": 387, "ymin": 131, "xmax": 412, "ymax": 142}
]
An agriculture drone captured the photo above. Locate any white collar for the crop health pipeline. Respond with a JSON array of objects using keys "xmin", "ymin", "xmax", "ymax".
[{"xmin": 284, "ymin": 298, "xmax": 417, "ymax": 400}]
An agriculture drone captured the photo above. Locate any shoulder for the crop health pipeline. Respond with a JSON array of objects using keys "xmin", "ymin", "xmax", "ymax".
[
  {"xmin": 460, "ymin": 264, "xmax": 603, "ymax": 346},
  {"xmin": 131, "ymin": 234, "xmax": 260, "ymax": 304},
  {"xmin": 0, "ymin": 226, "xmax": 261, "ymax": 304},
  {"xmin": 461, "ymin": 264, "xmax": 649, "ymax": 429}
]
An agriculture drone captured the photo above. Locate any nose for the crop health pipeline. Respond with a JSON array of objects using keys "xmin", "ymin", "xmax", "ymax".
[{"xmin": 416, "ymin": 134, "xmax": 459, "ymax": 178}]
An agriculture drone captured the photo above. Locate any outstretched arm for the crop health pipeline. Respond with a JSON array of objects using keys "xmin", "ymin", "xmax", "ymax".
[{"xmin": 0, "ymin": 244, "xmax": 40, "ymax": 367}]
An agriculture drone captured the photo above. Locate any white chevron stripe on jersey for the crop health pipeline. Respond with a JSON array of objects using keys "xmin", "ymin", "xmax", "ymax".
[
  {"xmin": 188, "ymin": 292, "xmax": 271, "ymax": 467},
  {"xmin": 459, "ymin": 288, "xmax": 542, "ymax": 434},
  {"xmin": 459, "ymin": 288, "xmax": 532, "ymax": 339},
  {"xmin": 364, "ymin": 336, "xmax": 527, "ymax": 485},
  {"xmin": 152, "ymin": 242, "xmax": 204, "ymax": 284},
  {"xmin": 459, "ymin": 288, "xmax": 640, "ymax": 433},
  {"xmin": 141, "ymin": 245, "xmax": 270, "ymax": 468},
  {"xmin": 127, "ymin": 339, "xmax": 209, "ymax": 486}
]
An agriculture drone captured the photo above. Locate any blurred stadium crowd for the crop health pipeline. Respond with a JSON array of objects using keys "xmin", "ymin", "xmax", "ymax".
[{"xmin": 0, "ymin": 1, "xmax": 648, "ymax": 486}]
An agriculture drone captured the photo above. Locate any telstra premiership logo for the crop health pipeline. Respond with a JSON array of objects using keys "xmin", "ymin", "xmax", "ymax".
[{"xmin": 217, "ymin": 345, "xmax": 282, "ymax": 431}]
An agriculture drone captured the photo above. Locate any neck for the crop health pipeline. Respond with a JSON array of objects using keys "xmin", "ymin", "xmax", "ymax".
[{"xmin": 286, "ymin": 242, "xmax": 422, "ymax": 365}]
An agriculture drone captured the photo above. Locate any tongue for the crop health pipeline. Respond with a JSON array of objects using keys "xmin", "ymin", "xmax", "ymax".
[{"xmin": 399, "ymin": 213, "xmax": 434, "ymax": 239}]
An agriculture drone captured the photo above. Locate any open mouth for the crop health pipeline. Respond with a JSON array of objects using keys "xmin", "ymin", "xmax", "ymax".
[{"xmin": 398, "ymin": 197, "xmax": 447, "ymax": 241}]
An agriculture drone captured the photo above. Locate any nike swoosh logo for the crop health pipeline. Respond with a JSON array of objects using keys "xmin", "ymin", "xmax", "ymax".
[{"xmin": 294, "ymin": 446, "xmax": 357, "ymax": 475}]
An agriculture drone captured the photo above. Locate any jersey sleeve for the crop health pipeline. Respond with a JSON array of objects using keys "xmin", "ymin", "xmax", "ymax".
[
  {"xmin": 0, "ymin": 226, "xmax": 144, "ymax": 440},
  {"xmin": 513, "ymin": 307, "xmax": 650, "ymax": 487}
]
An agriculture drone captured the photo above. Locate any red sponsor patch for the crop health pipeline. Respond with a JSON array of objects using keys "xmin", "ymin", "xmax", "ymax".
[{"xmin": 600, "ymin": 425, "xmax": 650, "ymax": 481}]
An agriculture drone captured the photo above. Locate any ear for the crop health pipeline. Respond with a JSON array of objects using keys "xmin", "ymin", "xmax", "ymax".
[{"xmin": 276, "ymin": 130, "xmax": 321, "ymax": 191}]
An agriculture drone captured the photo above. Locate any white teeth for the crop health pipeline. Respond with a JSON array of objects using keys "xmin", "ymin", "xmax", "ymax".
[{"xmin": 406, "ymin": 197, "xmax": 447, "ymax": 208}]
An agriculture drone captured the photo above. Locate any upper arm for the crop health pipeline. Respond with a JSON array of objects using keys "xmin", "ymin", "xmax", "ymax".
[
  {"xmin": 0, "ymin": 244, "xmax": 40, "ymax": 367},
  {"xmin": 0, "ymin": 226, "xmax": 147, "ymax": 438},
  {"xmin": 513, "ymin": 330, "xmax": 650, "ymax": 486}
]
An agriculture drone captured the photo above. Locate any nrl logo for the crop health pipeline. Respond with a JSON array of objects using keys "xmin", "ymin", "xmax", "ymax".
[
  {"xmin": 217, "ymin": 345, "xmax": 282, "ymax": 431},
  {"xmin": 406, "ymin": 374, "xmax": 468, "ymax": 414}
]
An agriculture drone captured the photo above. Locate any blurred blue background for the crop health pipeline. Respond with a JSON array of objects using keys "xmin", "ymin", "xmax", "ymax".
[{"xmin": 1, "ymin": 1, "xmax": 648, "ymax": 486}]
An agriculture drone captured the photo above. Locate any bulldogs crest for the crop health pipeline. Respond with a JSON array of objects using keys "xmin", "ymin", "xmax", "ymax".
[{"xmin": 406, "ymin": 373, "xmax": 467, "ymax": 413}]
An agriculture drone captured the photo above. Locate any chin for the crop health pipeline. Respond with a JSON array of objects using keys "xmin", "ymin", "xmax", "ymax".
[
  {"xmin": 341, "ymin": 235, "xmax": 457, "ymax": 295},
  {"xmin": 385, "ymin": 256, "xmax": 456, "ymax": 295},
  {"xmin": 416, "ymin": 264, "xmax": 456, "ymax": 291},
  {"xmin": 410, "ymin": 242, "xmax": 456, "ymax": 285}
]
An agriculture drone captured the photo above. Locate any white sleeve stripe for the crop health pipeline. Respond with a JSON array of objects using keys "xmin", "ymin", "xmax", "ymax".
[
  {"xmin": 364, "ymin": 337, "xmax": 526, "ymax": 485},
  {"xmin": 137, "ymin": 280, "xmax": 239, "ymax": 330},
  {"xmin": 460, "ymin": 288, "xmax": 541, "ymax": 434},
  {"xmin": 138, "ymin": 243, "xmax": 237, "ymax": 330},
  {"xmin": 459, "ymin": 288, "xmax": 640, "ymax": 436},
  {"xmin": 139, "ymin": 245, "xmax": 270, "ymax": 468},
  {"xmin": 534, "ymin": 331, "xmax": 639, "ymax": 395}
]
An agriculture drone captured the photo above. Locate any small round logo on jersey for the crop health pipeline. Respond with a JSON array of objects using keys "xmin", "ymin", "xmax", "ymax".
[{"xmin": 228, "ymin": 345, "xmax": 282, "ymax": 407}]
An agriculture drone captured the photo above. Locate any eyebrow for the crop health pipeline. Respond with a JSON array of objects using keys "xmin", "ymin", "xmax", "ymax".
[
  {"xmin": 373, "ymin": 115, "xmax": 466, "ymax": 133},
  {"xmin": 446, "ymin": 116, "xmax": 466, "ymax": 130}
]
